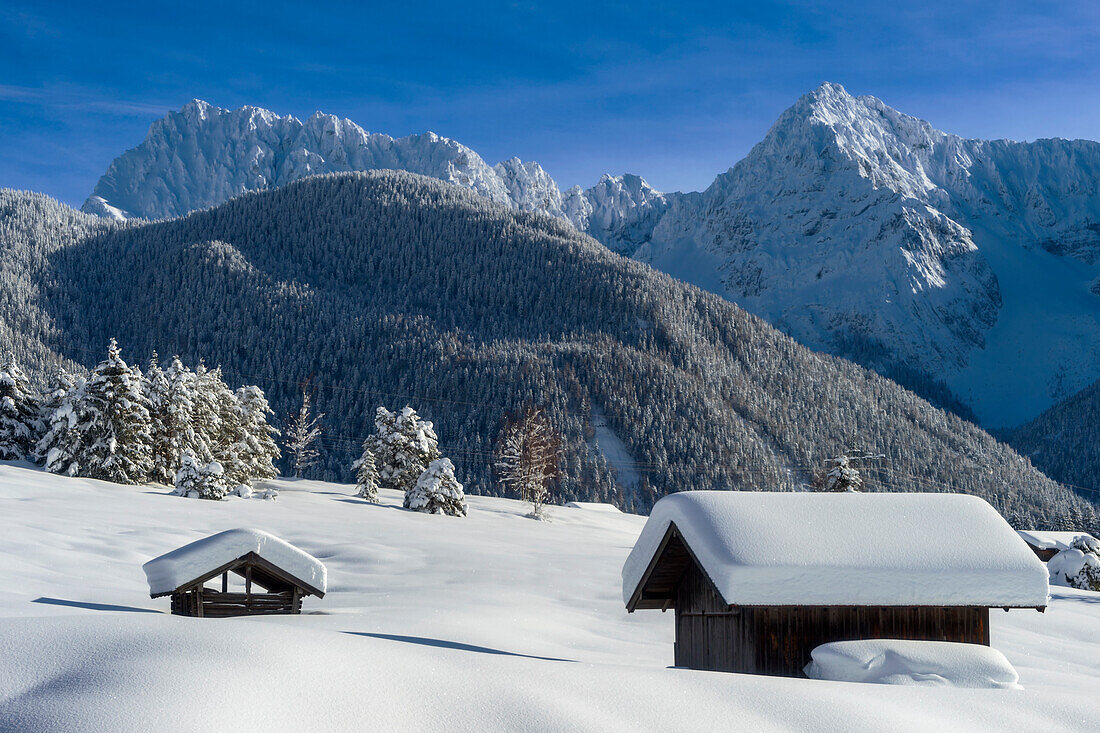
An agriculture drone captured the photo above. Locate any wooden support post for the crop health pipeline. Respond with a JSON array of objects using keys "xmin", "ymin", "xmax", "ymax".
[
  {"xmin": 245, "ymin": 565, "xmax": 252, "ymax": 612},
  {"xmin": 196, "ymin": 587, "xmax": 204, "ymax": 618},
  {"xmin": 222, "ymin": 571, "xmax": 228, "ymax": 594}
]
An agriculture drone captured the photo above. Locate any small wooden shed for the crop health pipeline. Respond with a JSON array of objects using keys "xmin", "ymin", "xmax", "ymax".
[
  {"xmin": 1016, "ymin": 529, "xmax": 1098, "ymax": 562},
  {"xmin": 143, "ymin": 528, "xmax": 327, "ymax": 617},
  {"xmin": 623, "ymin": 492, "xmax": 1049, "ymax": 677}
]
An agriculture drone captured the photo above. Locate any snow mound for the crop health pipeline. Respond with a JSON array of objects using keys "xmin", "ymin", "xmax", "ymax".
[
  {"xmin": 623, "ymin": 491, "xmax": 1049, "ymax": 607},
  {"xmin": 1047, "ymin": 543, "xmax": 1100, "ymax": 589},
  {"xmin": 565, "ymin": 501, "xmax": 623, "ymax": 513},
  {"xmin": 804, "ymin": 639, "xmax": 1021, "ymax": 689},
  {"xmin": 142, "ymin": 528, "xmax": 327, "ymax": 597}
]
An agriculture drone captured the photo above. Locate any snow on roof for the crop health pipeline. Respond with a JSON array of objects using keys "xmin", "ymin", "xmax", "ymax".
[
  {"xmin": 1016, "ymin": 530, "xmax": 1097, "ymax": 552},
  {"xmin": 143, "ymin": 528, "xmax": 327, "ymax": 597},
  {"xmin": 623, "ymin": 491, "xmax": 1049, "ymax": 608}
]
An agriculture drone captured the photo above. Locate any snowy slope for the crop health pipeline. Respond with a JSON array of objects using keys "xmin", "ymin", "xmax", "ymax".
[{"xmin": 1, "ymin": 463, "xmax": 1098, "ymax": 731}]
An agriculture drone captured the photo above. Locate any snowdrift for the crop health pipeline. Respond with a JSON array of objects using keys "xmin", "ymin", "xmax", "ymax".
[{"xmin": 804, "ymin": 640, "xmax": 1021, "ymax": 689}]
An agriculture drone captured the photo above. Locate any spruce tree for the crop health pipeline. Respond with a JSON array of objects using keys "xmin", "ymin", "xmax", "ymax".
[
  {"xmin": 233, "ymin": 385, "xmax": 281, "ymax": 484},
  {"xmin": 353, "ymin": 445, "xmax": 379, "ymax": 501},
  {"xmin": 0, "ymin": 353, "xmax": 39, "ymax": 461},
  {"xmin": 54, "ymin": 339, "xmax": 154, "ymax": 484},
  {"xmin": 368, "ymin": 405, "xmax": 441, "ymax": 494},
  {"xmin": 405, "ymin": 457, "xmax": 467, "ymax": 516},
  {"xmin": 35, "ymin": 365, "xmax": 81, "ymax": 468},
  {"xmin": 205, "ymin": 366, "xmax": 249, "ymax": 485},
  {"xmin": 189, "ymin": 361, "xmax": 223, "ymax": 464}
]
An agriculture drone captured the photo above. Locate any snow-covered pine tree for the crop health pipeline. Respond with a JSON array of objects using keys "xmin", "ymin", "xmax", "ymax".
[
  {"xmin": 203, "ymin": 366, "xmax": 250, "ymax": 485},
  {"xmin": 494, "ymin": 403, "xmax": 560, "ymax": 518},
  {"xmin": 0, "ymin": 353, "xmax": 40, "ymax": 461},
  {"xmin": 405, "ymin": 457, "xmax": 467, "ymax": 516},
  {"xmin": 814, "ymin": 450, "xmax": 884, "ymax": 492},
  {"xmin": 172, "ymin": 449, "xmax": 231, "ymax": 500},
  {"xmin": 33, "ymin": 365, "xmax": 75, "ymax": 464},
  {"xmin": 144, "ymin": 353, "xmax": 173, "ymax": 483},
  {"xmin": 50, "ymin": 339, "xmax": 154, "ymax": 483},
  {"xmin": 152, "ymin": 356, "xmax": 209, "ymax": 482},
  {"xmin": 284, "ymin": 378, "xmax": 324, "ymax": 477},
  {"xmin": 353, "ymin": 445, "xmax": 379, "ymax": 501},
  {"xmin": 36, "ymin": 369, "xmax": 86, "ymax": 473},
  {"xmin": 189, "ymin": 361, "xmax": 223, "ymax": 464},
  {"xmin": 233, "ymin": 385, "xmax": 281, "ymax": 484},
  {"xmin": 368, "ymin": 405, "xmax": 441, "ymax": 494}
]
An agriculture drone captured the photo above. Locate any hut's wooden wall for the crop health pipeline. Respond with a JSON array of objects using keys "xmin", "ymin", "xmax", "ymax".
[
  {"xmin": 170, "ymin": 588, "xmax": 303, "ymax": 617},
  {"xmin": 673, "ymin": 561, "xmax": 990, "ymax": 676}
]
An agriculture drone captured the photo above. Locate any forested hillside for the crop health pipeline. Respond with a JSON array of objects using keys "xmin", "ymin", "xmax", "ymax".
[
  {"xmin": 0, "ymin": 173, "xmax": 1094, "ymax": 529},
  {"xmin": 1002, "ymin": 381, "xmax": 1100, "ymax": 504}
]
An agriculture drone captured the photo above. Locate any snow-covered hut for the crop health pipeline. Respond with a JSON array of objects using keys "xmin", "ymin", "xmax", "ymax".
[
  {"xmin": 623, "ymin": 492, "xmax": 1049, "ymax": 677},
  {"xmin": 143, "ymin": 529, "xmax": 327, "ymax": 617},
  {"xmin": 1016, "ymin": 529, "xmax": 1098, "ymax": 562}
]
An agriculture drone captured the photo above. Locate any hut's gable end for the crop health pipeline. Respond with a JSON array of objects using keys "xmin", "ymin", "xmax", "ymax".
[{"xmin": 626, "ymin": 524, "xmax": 718, "ymax": 611}]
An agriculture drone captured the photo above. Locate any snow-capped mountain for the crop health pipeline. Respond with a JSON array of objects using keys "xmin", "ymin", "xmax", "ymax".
[
  {"xmin": 82, "ymin": 100, "xmax": 558, "ymax": 220},
  {"xmin": 638, "ymin": 83, "xmax": 1100, "ymax": 426},
  {"xmin": 83, "ymin": 88, "xmax": 1100, "ymax": 427}
]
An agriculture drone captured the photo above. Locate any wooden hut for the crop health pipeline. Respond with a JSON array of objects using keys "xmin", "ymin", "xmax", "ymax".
[
  {"xmin": 623, "ymin": 492, "xmax": 1049, "ymax": 677},
  {"xmin": 144, "ymin": 528, "xmax": 327, "ymax": 617},
  {"xmin": 1016, "ymin": 529, "xmax": 1097, "ymax": 562}
]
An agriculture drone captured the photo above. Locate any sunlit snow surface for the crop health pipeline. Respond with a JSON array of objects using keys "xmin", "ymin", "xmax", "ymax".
[{"xmin": 0, "ymin": 463, "xmax": 1097, "ymax": 731}]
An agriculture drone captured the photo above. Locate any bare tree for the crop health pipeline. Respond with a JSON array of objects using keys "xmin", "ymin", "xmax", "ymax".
[
  {"xmin": 284, "ymin": 376, "xmax": 324, "ymax": 478},
  {"xmin": 494, "ymin": 404, "xmax": 561, "ymax": 518},
  {"xmin": 813, "ymin": 449, "xmax": 884, "ymax": 492}
]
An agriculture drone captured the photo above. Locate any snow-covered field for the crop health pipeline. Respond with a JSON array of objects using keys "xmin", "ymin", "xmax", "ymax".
[{"xmin": 0, "ymin": 463, "xmax": 1097, "ymax": 731}]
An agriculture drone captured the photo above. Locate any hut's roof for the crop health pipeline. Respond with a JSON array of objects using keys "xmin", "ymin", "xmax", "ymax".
[
  {"xmin": 623, "ymin": 492, "xmax": 1049, "ymax": 609},
  {"xmin": 143, "ymin": 528, "xmax": 327, "ymax": 597},
  {"xmin": 1016, "ymin": 529, "xmax": 1097, "ymax": 552}
]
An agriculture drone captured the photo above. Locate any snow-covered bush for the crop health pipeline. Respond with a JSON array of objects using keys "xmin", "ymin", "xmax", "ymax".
[
  {"xmin": 172, "ymin": 451, "xmax": 231, "ymax": 500},
  {"xmin": 1048, "ymin": 535, "xmax": 1100, "ymax": 591},
  {"xmin": 368, "ymin": 406, "xmax": 441, "ymax": 494},
  {"xmin": 405, "ymin": 457, "xmax": 467, "ymax": 516}
]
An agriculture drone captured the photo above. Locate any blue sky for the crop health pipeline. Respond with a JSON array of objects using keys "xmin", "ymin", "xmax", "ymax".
[{"xmin": 3, "ymin": 1, "xmax": 1100, "ymax": 207}]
